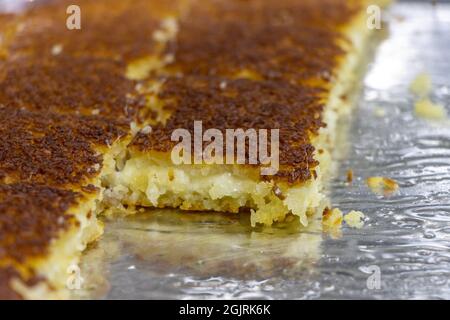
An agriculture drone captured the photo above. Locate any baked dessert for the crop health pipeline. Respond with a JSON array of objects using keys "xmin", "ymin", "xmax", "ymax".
[{"xmin": 0, "ymin": 0, "xmax": 388, "ymax": 299}]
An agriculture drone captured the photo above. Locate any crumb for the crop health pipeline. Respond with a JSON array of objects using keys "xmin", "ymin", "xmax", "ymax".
[
  {"xmin": 163, "ymin": 54, "xmax": 175, "ymax": 64},
  {"xmin": 323, "ymin": 207, "xmax": 343, "ymax": 228},
  {"xmin": 161, "ymin": 17, "xmax": 178, "ymax": 36},
  {"xmin": 153, "ymin": 30, "xmax": 167, "ymax": 42},
  {"xmin": 366, "ymin": 176, "xmax": 399, "ymax": 196},
  {"xmin": 219, "ymin": 81, "xmax": 227, "ymax": 90},
  {"xmin": 346, "ymin": 169, "xmax": 353, "ymax": 183},
  {"xmin": 140, "ymin": 125, "xmax": 152, "ymax": 135},
  {"xmin": 51, "ymin": 44, "xmax": 63, "ymax": 56},
  {"xmin": 272, "ymin": 185, "xmax": 285, "ymax": 200},
  {"xmin": 135, "ymin": 83, "xmax": 144, "ymax": 92},
  {"xmin": 91, "ymin": 108, "xmax": 100, "ymax": 115},
  {"xmin": 130, "ymin": 122, "xmax": 139, "ymax": 136},
  {"xmin": 409, "ymin": 73, "xmax": 432, "ymax": 97},
  {"xmin": 57, "ymin": 216, "xmax": 65, "ymax": 225},
  {"xmin": 374, "ymin": 107, "xmax": 386, "ymax": 118},
  {"xmin": 344, "ymin": 210, "xmax": 365, "ymax": 229},
  {"xmin": 323, "ymin": 207, "xmax": 343, "ymax": 239},
  {"xmin": 414, "ymin": 98, "xmax": 448, "ymax": 120},
  {"xmin": 153, "ymin": 17, "xmax": 178, "ymax": 43}
]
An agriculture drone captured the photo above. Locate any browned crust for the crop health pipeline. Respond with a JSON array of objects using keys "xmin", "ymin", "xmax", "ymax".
[
  {"xmin": 130, "ymin": 75, "xmax": 326, "ymax": 183},
  {"xmin": 0, "ymin": 56, "xmax": 144, "ymax": 119},
  {"xmin": 0, "ymin": 106, "xmax": 128, "ymax": 186},
  {"xmin": 7, "ymin": 0, "xmax": 176, "ymax": 61},
  {"xmin": 0, "ymin": 183, "xmax": 82, "ymax": 299},
  {"xmin": 131, "ymin": 0, "xmax": 363, "ymax": 183},
  {"xmin": 0, "ymin": 267, "xmax": 23, "ymax": 299},
  {"xmin": 0, "ymin": 183, "xmax": 80, "ymax": 263},
  {"xmin": 165, "ymin": 0, "xmax": 356, "ymax": 83}
]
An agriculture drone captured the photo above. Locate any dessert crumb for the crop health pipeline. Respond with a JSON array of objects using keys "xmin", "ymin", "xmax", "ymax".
[
  {"xmin": 323, "ymin": 207, "xmax": 343, "ymax": 228},
  {"xmin": 346, "ymin": 169, "xmax": 353, "ymax": 183},
  {"xmin": 323, "ymin": 207, "xmax": 343, "ymax": 238},
  {"xmin": 414, "ymin": 98, "xmax": 448, "ymax": 120},
  {"xmin": 141, "ymin": 125, "xmax": 152, "ymax": 135},
  {"xmin": 409, "ymin": 72, "xmax": 432, "ymax": 97},
  {"xmin": 344, "ymin": 210, "xmax": 365, "ymax": 229},
  {"xmin": 366, "ymin": 176, "xmax": 399, "ymax": 196},
  {"xmin": 51, "ymin": 43, "xmax": 63, "ymax": 56}
]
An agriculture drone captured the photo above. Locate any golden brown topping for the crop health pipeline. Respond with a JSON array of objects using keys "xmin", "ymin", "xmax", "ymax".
[
  {"xmin": 8, "ymin": 0, "xmax": 176, "ymax": 61},
  {"xmin": 132, "ymin": 75, "xmax": 327, "ymax": 182},
  {"xmin": 131, "ymin": 75, "xmax": 326, "ymax": 182},
  {"xmin": 166, "ymin": 0, "xmax": 359, "ymax": 84},
  {"xmin": 0, "ymin": 56, "xmax": 144, "ymax": 119},
  {"xmin": 0, "ymin": 183, "xmax": 83, "ymax": 299},
  {"xmin": 0, "ymin": 183, "xmax": 80, "ymax": 263},
  {"xmin": 0, "ymin": 106, "xmax": 127, "ymax": 186},
  {"xmin": 0, "ymin": 267, "xmax": 22, "ymax": 300}
]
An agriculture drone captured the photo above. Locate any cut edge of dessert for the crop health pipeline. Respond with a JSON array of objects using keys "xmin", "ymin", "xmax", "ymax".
[{"xmin": 103, "ymin": 3, "xmax": 379, "ymax": 227}]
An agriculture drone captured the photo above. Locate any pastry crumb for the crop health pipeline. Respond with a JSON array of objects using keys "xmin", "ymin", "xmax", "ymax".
[
  {"xmin": 366, "ymin": 176, "xmax": 399, "ymax": 196},
  {"xmin": 130, "ymin": 122, "xmax": 139, "ymax": 136},
  {"xmin": 323, "ymin": 207, "xmax": 343, "ymax": 228},
  {"xmin": 219, "ymin": 81, "xmax": 228, "ymax": 90},
  {"xmin": 51, "ymin": 43, "xmax": 63, "ymax": 56},
  {"xmin": 410, "ymin": 73, "xmax": 432, "ymax": 97},
  {"xmin": 323, "ymin": 207, "xmax": 343, "ymax": 238},
  {"xmin": 140, "ymin": 125, "xmax": 152, "ymax": 135},
  {"xmin": 346, "ymin": 169, "xmax": 353, "ymax": 183},
  {"xmin": 344, "ymin": 210, "xmax": 365, "ymax": 229},
  {"xmin": 414, "ymin": 98, "xmax": 448, "ymax": 120}
]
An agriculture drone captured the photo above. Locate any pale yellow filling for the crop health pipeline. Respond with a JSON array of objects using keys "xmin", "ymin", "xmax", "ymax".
[{"xmin": 104, "ymin": 155, "xmax": 324, "ymax": 227}]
